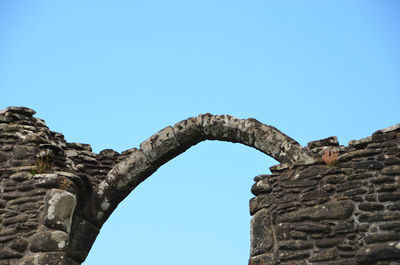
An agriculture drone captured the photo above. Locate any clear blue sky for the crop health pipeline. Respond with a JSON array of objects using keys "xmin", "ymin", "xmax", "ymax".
[{"xmin": 1, "ymin": 1, "xmax": 399, "ymax": 264}]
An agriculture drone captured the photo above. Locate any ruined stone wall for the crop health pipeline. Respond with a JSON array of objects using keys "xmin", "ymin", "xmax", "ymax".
[
  {"xmin": 249, "ymin": 125, "xmax": 400, "ymax": 264},
  {"xmin": 0, "ymin": 106, "xmax": 399, "ymax": 265},
  {"xmin": 0, "ymin": 107, "xmax": 119, "ymax": 265}
]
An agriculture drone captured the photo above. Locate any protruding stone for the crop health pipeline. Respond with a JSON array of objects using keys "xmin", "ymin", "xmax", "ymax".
[
  {"xmin": 0, "ymin": 107, "xmax": 36, "ymax": 117},
  {"xmin": 43, "ymin": 189, "xmax": 76, "ymax": 233},
  {"xmin": 33, "ymin": 173, "xmax": 59, "ymax": 188},
  {"xmin": 10, "ymin": 171, "xmax": 33, "ymax": 182},
  {"xmin": 249, "ymin": 194, "xmax": 276, "ymax": 215},
  {"xmin": 348, "ymin": 136, "xmax": 373, "ymax": 148},
  {"xmin": 308, "ymin": 136, "xmax": 339, "ymax": 149},
  {"xmin": 98, "ymin": 149, "xmax": 119, "ymax": 159},
  {"xmin": 29, "ymin": 230, "xmax": 69, "ymax": 252},
  {"xmin": 377, "ymin": 123, "xmax": 400, "ymax": 134},
  {"xmin": 251, "ymin": 179, "xmax": 272, "ymax": 195}
]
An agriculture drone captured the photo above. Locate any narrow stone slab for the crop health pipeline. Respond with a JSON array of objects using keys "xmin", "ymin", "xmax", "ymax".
[
  {"xmin": 357, "ymin": 242, "xmax": 400, "ymax": 263},
  {"xmin": 17, "ymin": 252, "xmax": 79, "ymax": 265},
  {"xmin": 278, "ymin": 201, "xmax": 354, "ymax": 222},
  {"xmin": 0, "ymin": 106, "xmax": 36, "ymax": 116},
  {"xmin": 378, "ymin": 123, "xmax": 400, "ymax": 134}
]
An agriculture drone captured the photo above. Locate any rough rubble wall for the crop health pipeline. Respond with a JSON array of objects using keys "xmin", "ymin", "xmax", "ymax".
[
  {"xmin": 0, "ymin": 106, "xmax": 399, "ymax": 265},
  {"xmin": 0, "ymin": 107, "xmax": 119, "ymax": 265},
  {"xmin": 249, "ymin": 125, "xmax": 400, "ymax": 265}
]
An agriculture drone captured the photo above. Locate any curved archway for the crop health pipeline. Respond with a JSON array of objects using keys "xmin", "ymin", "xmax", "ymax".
[
  {"xmin": 87, "ymin": 141, "xmax": 272, "ymax": 264},
  {"xmin": 93, "ymin": 114, "xmax": 311, "ymax": 225}
]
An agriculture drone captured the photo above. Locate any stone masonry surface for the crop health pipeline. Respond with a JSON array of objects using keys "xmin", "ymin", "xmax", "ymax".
[{"xmin": 0, "ymin": 106, "xmax": 399, "ymax": 265}]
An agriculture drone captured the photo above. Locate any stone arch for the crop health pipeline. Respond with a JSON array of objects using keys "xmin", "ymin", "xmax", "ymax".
[
  {"xmin": 93, "ymin": 113, "xmax": 311, "ymax": 226},
  {"xmin": 3, "ymin": 107, "xmax": 400, "ymax": 265}
]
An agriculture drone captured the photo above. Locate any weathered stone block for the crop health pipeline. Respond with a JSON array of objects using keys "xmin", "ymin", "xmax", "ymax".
[
  {"xmin": 296, "ymin": 166, "xmax": 340, "ymax": 179},
  {"xmin": 280, "ymin": 179, "xmax": 317, "ymax": 188},
  {"xmin": 308, "ymin": 247, "xmax": 338, "ymax": 262},
  {"xmin": 279, "ymin": 250, "xmax": 310, "ymax": 261},
  {"xmin": 140, "ymin": 126, "xmax": 183, "ymax": 166},
  {"xmin": 10, "ymin": 172, "xmax": 32, "ymax": 182},
  {"xmin": 289, "ymin": 230, "xmax": 307, "ymax": 240},
  {"xmin": 290, "ymin": 222, "xmax": 331, "ymax": 234},
  {"xmin": 276, "ymin": 223, "xmax": 290, "ymax": 240},
  {"xmin": 249, "ymin": 194, "xmax": 275, "ymax": 215},
  {"xmin": 29, "ymin": 230, "xmax": 69, "ymax": 252},
  {"xmin": 278, "ymin": 240, "xmax": 313, "ymax": 250},
  {"xmin": 17, "ymin": 252, "xmax": 79, "ymax": 265},
  {"xmin": 0, "ymin": 150, "xmax": 9, "ymax": 163},
  {"xmin": 300, "ymin": 190, "xmax": 328, "ymax": 202},
  {"xmin": 356, "ymin": 242, "xmax": 400, "ymax": 263},
  {"xmin": 387, "ymin": 204, "xmax": 400, "ymax": 211},
  {"xmin": 338, "ymin": 149, "xmax": 380, "ymax": 162},
  {"xmin": 105, "ymin": 148, "xmax": 156, "ymax": 196},
  {"xmin": 248, "ymin": 253, "xmax": 275, "ymax": 265},
  {"xmin": 335, "ymin": 222, "xmax": 355, "ymax": 234},
  {"xmin": 67, "ymin": 217, "xmax": 100, "ymax": 262},
  {"xmin": 335, "ymin": 181, "xmax": 362, "ymax": 192},
  {"xmin": 12, "ymin": 146, "xmax": 37, "ymax": 160},
  {"xmin": 353, "ymin": 160, "xmax": 383, "ymax": 170},
  {"xmin": 198, "ymin": 114, "xmax": 254, "ymax": 145},
  {"xmin": 307, "ymin": 136, "xmax": 339, "ymax": 149},
  {"xmin": 251, "ymin": 179, "xmax": 272, "ymax": 195},
  {"xmin": 43, "ymin": 189, "xmax": 76, "ymax": 233},
  {"xmin": 250, "ymin": 209, "xmax": 273, "ymax": 256},
  {"xmin": 315, "ymin": 238, "xmax": 344, "ymax": 248},
  {"xmin": 278, "ymin": 201, "xmax": 354, "ymax": 222},
  {"xmin": 370, "ymin": 176, "xmax": 395, "ymax": 184},
  {"xmin": 33, "ymin": 173, "xmax": 59, "ymax": 188},
  {"xmin": 364, "ymin": 232, "xmax": 400, "ymax": 244},
  {"xmin": 0, "ymin": 107, "xmax": 36, "ymax": 116},
  {"xmin": 382, "ymin": 165, "xmax": 400, "ymax": 175},
  {"xmin": 379, "ymin": 222, "xmax": 400, "ymax": 231},
  {"xmin": 0, "ymin": 250, "xmax": 23, "ymax": 259},
  {"xmin": 358, "ymin": 212, "xmax": 400, "ymax": 222},
  {"xmin": 343, "ymin": 188, "xmax": 367, "ymax": 197},
  {"xmin": 378, "ymin": 193, "xmax": 400, "ymax": 202},
  {"xmin": 172, "ymin": 117, "xmax": 204, "ymax": 146},
  {"xmin": 9, "ymin": 238, "xmax": 28, "ymax": 252}
]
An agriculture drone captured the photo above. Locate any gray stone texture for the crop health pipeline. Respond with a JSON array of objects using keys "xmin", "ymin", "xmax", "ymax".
[{"xmin": 0, "ymin": 106, "xmax": 399, "ymax": 265}]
